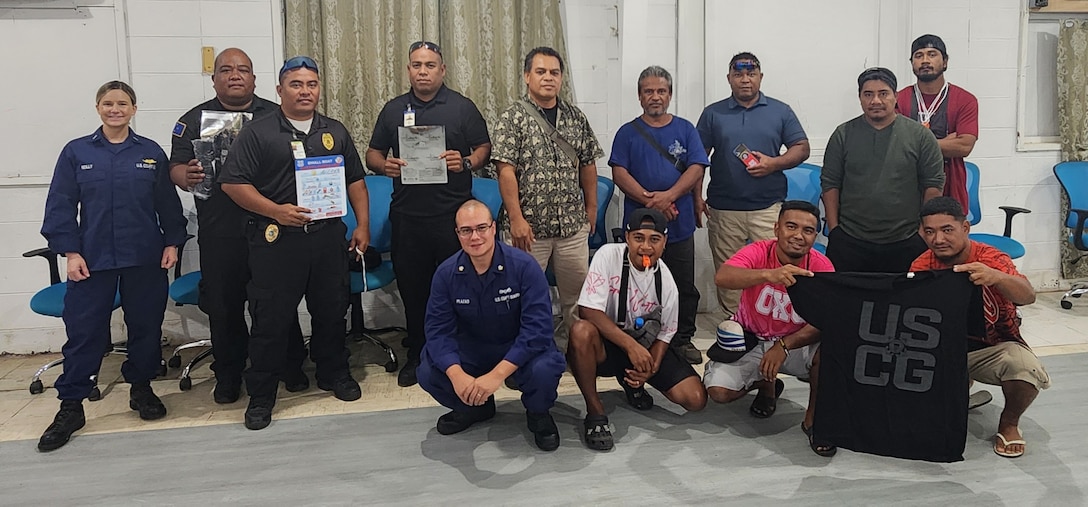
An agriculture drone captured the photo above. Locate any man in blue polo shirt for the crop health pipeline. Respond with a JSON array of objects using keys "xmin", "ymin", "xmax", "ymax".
[
  {"xmin": 697, "ymin": 52, "xmax": 810, "ymax": 318},
  {"xmin": 610, "ymin": 65, "xmax": 709, "ymax": 364}
]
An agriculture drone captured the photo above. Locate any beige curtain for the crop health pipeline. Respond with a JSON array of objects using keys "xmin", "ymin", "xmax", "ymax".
[
  {"xmin": 1057, "ymin": 19, "xmax": 1088, "ymax": 278},
  {"xmin": 283, "ymin": 0, "xmax": 570, "ymax": 168}
]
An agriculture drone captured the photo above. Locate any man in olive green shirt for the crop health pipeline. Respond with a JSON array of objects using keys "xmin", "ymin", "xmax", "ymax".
[{"xmin": 821, "ymin": 67, "xmax": 944, "ymax": 273}]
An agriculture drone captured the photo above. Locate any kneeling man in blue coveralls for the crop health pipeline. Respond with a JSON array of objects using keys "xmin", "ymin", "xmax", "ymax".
[{"xmin": 418, "ymin": 199, "xmax": 566, "ymax": 451}]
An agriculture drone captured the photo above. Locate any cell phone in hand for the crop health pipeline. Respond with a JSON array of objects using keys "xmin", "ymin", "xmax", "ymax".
[{"xmin": 734, "ymin": 143, "xmax": 759, "ymax": 169}]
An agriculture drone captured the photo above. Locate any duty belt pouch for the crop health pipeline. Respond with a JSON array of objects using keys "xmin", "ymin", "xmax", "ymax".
[{"xmin": 517, "ymin": 100, "xmax": 581, "ymax": 170}]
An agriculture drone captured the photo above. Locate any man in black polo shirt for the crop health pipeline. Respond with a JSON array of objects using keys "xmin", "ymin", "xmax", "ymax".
[
  {"xmin": 169, "ymin": 48, "xmax": 309, "ymax": 404},
  {"xmin": 366, "ymin": 41, "xmax": 491, "ymax": 387},
  {"xmin": 220, "ymin": 56, "xmax": 371, "ymax": 430}
]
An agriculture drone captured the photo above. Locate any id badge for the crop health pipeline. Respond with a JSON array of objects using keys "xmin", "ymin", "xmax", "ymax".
[
  {"xmin": 733, "ymin": 143, "xmax": 758, "ymax": 169},
  {"xmin": 403, "ymin": 106, "xmax": 416, "ymax": 127},
  {"xmin": 291, "ymin": 140, "xmax": 306, "ymax": 160}
]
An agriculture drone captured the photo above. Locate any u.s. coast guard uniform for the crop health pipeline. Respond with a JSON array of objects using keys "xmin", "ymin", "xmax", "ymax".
[
  {"xmin": 41, "ymin": 128, "xmax": 187, "ymax": 400},
  {"xmin": 418, "ymin": 242, "xmax": 565, "ymax": 413}
]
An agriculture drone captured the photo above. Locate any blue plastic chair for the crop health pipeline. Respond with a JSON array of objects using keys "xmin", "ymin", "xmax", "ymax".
[
  {"xmin": 343, "ymin": 175, "xmax": 399, "ymax": 371},
  {"xmin": 1054, "ymin": 161, "xmax": 1088, "ymax": 309},
  {"xmin": 965, "ymin": 161, "xmax": 1030, "ymax": 259},
  {"xmin": 471, "ymin": 177, "xmax": 503, "ymax": 220},
  {"xmin": 784, "ymin": 163, "xmax": 827, "ymax": 254},
  {"xmin": 23, "ymin": 248, "xmax": 125, "ymax": 398}
]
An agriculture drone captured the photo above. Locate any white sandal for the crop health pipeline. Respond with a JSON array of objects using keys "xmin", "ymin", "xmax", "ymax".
[{"xmin": 994, "ymin": 432, "xmax": 1026, "ymax": 458}]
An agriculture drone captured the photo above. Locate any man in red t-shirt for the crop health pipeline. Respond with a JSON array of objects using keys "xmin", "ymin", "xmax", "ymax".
[
  {"xmin": 705, "ymin": 200, "xmax": 836, "ymax": 457},
  {"xmin": 911, "ymin": 197, "xmax": 1050, "ymax": 458},
  {"xmin": 896, "ymin": 34, "xmax": 978, "ymax": 213}
]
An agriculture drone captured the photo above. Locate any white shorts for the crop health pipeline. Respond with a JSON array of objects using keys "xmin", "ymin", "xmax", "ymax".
[{"xmin": 703, "ymin": 340, "xmax": 818, "ymax": 391}]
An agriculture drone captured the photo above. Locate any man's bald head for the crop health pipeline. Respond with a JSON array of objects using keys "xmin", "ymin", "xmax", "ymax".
[{"xmin": 212, "ymin": 48, "xmax": 257, "ymax": 110}]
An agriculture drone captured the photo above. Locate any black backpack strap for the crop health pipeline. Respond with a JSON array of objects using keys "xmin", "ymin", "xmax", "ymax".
[{"xmin": 618, "ymin": 247, "xmax": 630, "ymax": 326}]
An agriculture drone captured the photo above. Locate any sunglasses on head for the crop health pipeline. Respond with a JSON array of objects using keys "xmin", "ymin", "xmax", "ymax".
[
  {"xmin": 409, "ymin": 41, "xmax": 442, "ymax": 57},
  {"xmin": 279, "ymin": 56, "xmax": 319, "ymax": 78},
  {"xmin": 731, "ymin": 61, "xmax": 759, "ymax": 72}
]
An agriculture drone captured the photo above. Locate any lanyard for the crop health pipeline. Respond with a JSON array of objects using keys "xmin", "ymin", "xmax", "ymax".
[{"xmin": 914, "ymin": 82, "xmax": 949, "ymax": 129}]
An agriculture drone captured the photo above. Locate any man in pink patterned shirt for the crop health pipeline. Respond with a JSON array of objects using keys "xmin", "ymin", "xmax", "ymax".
[{"xmin": 704, "ymin": 200, "xmax": 836, "ymax": 456}]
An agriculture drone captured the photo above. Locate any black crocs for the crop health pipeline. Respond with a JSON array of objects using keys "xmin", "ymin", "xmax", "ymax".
[
  {"xmin": 617, "ymin": 376, "xmax": 654, "ymax": 411},
  {"xmin": 583, "ymin": 414, "xmax": 614, "ymax": 451}
]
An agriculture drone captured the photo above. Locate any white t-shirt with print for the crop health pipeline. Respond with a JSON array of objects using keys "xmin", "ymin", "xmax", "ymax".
[{"xmin": 577, "ymin": 243, "xmax": 679, "ymax": 344}]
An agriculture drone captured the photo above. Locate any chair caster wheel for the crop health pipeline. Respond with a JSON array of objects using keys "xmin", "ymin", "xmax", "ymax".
[
  {"xmin": 384, "ymin": 361, "xmax": 397, "ymax": 373},
  {"xmin": 29, "ymin": 380, "xmax": 44, "ymax": 395},
  {"xmin": 88, "ymin": 387, "xmax": 102, "ymax": 401},
  {"xmin": 168, "ymin": 356, "xmax": 182, "ymax": 368},
  {"xmin": 179, "ymin": 377, "xmax": 192, "ymax": 391},
  {"xmin": 1061, "ymin": 299, "xmax": 1073, "ymax": 310}
]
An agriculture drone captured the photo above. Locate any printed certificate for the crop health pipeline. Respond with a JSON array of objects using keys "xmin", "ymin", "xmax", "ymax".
[
  {"xmin": 398, "ymin": 125, "xmax": 448, "ymax": 185},
  {"xmin": 294, "ymin": 155, "xmax": 347, "ymax": 220}
]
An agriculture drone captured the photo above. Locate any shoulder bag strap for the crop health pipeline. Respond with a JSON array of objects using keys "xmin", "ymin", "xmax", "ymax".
[
  {"xmin": 629, "ymin": 118, "xmax": 681, "ymax": 172},
  {"xmin": 517, "ymin": 99, "xmax": 581, "ymax": 170}
]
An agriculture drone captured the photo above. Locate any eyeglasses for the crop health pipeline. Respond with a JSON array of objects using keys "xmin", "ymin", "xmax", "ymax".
[
  {"xmin": 279, "ymin": 56, "xmax": 319, "ymax": 79},
  {"xmin": 455, "ymin": 222, "xmax": 493, "ymax": 238},
  {"xmin": 731, "ymin": 61, "xmax": 759, "ymax": 72},
  {"xmin": 409, "ymin": 41, "xmax": 442, "ymax": 58}
]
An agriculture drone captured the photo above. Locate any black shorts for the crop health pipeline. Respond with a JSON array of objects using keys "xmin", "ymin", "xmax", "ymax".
[{"xmin": 596, "ymin": 339, "xmax": 697, "ymax": 392}]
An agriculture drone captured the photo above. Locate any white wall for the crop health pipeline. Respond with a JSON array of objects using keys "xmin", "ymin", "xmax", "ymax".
[{"xmin": 0, "ymin": 0, "xmax": 1068, "ymax": 352}]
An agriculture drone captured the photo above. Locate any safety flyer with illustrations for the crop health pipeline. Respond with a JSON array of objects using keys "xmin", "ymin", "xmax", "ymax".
[{"xmin": 294, "ymin": 155, "xmax": 347, "ymax": 220}]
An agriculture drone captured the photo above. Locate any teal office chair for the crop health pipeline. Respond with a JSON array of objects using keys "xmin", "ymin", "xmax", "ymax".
[
  {"xmin": 784, "ymin": 163, "xmax": 826, "ymax": 254},
  {"xmin": 1054, "ymin": 162, "xmax": 1088, "ymax": 309},
  {"xmin": 23, "ymin": 249, "xmax": 164, "ymax": 399},
  {"xmin": 471, "ymin": 176, "xmax": 503, "ymax": 220},
  {"xmin": 548, "ymin": 174, "xmax": 615, "ymax": 285},
  {"xmin": 965, "ymin": 161, "xmax": 1030, "ymax": 259},
  {"xmin": 344, "ymin": 175, "xmax": 399, "ymax": 372},
  {"xmin": 165, "ymin": 235, "xmax": 212, "ymax": 391}
]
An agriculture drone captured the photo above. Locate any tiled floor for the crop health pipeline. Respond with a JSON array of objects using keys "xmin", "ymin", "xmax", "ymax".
[{"xmin": 1, "ymin": 291, "xmax": 1085, "ymax": 443}]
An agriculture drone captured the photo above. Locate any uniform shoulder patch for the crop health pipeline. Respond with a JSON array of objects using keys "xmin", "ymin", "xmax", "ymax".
[{"xmin": 172, "ymin": 121, "xmax": 186, "ymax": 137}]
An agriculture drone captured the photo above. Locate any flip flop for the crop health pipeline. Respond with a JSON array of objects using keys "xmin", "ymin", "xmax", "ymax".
[
  {"xmin": 994, "ymin": 432, "xmax": 1026, "ymax": 458},
  {"xmin": 801, "ymin": 422, "xmax": 837, "ymax": 457},
  {"xmin": 749, "ymin": 378, "xmax": 784, "ymax": 418},
  {"xmin": 968, "ymin": 391, "xmax": 993, "ymax": 410}
]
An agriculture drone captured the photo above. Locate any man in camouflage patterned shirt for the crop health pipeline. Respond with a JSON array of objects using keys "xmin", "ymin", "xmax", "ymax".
[{"xmin": 492, "ymin": 46, "xmax": 604, "ymax": 349}]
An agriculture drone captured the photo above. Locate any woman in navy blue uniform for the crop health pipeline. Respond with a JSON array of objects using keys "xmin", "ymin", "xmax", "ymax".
[{"xmin": 37, "ymin": 81, "xmax": 188, "ymax": 452}]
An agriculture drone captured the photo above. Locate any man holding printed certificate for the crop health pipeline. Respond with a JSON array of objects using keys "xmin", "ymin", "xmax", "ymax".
[
  {"xmin": 367, "ymin": 41, "xmax": 492, "ymax": 388},
  {"xmin": 220, "ymin": 56, "xmax": 371, "ymax": 431}
]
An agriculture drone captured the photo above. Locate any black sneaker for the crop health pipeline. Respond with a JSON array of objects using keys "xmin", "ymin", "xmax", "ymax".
[
  {"xmin": 213, "ymin": 379, "xmax": 242, "ymax": 404},
  {"xmin": 526, "ymin": 410, "xmax": 560, "ymax": 451},
  {"xmin": 398, "ymin": 357, "xmax": 420, "ymax": 387},
  {"xmin": 245, "ymin": 397, "xmax": 275, "ymax": 431},
  {"xmin": 317, "ymin": 374, "xmax": 362, "ymax": 401},
  {"xmin": 38, "ymin": 400, "xmax": 86, "ymax": 452},
  {"xmin": 282, "ymin": 370, "xmax": 310, "ymax": 393},
  {"xmin": 673, "ymin": 341, "xmax": 703, "ymax": 364},
  {"xmin": 436, "ymin": 397, "xmax": 496, "ymax": 435},
  {"xmin": 129, "ymin": 383, "xmax": 167, "ymax": 420}
]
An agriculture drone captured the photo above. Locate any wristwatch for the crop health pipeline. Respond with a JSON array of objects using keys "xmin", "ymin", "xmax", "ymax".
[{"xmin": 462, "ymin": 156, "xmax": 473, "ymax": 172}]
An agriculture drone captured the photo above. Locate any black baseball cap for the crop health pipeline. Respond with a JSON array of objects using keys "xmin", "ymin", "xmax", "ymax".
[
  {"xmin": 858, "ymin": 67, "xmax": 897, "ymax": 93},
  {"xmin": 911, "ymin": 34, "xmax": 948, "ymax": 58},
  {"xmin": 626, "ymin": 208, "xmax": 668, "ymax": 235}
]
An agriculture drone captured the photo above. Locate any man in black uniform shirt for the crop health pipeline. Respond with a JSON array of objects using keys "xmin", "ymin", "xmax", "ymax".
[
  {"xmin": 220, "ymin": 56, "xmax": 371, "ymax": 430},
  {"xmin": 366, "ymin": 41, "xmax": 492, "ymax": 387},
  {"xmin": 169, "ymin": 48, "xmax": 309, "ymax": 404}
]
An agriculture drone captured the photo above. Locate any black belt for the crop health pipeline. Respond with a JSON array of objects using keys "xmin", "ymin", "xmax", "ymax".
[{"xmin": 280, "ymin": 219, "xmax": 336, "ymax": 234}]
